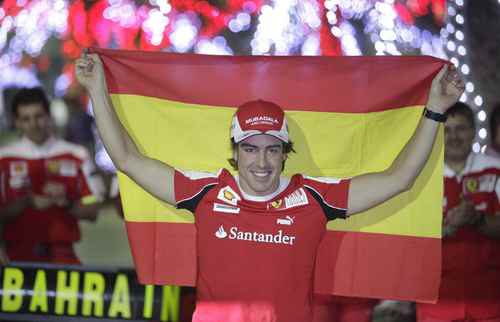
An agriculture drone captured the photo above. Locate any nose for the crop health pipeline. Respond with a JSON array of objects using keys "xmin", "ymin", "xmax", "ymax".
[
  {"xmin": 257, "ymin": 150, "xmax": 268, "ymax": 168},
  {"xmin": 26, "ymin": 117, "xmax": 37, "ymax": 128},
  {"xmin": 445, "ymin": 129, "xmax": 457, "ymax": 140}
]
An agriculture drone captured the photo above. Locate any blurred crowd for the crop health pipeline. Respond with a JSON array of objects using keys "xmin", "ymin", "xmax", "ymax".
[{"xmin": 1, "ymin": 86, "xmax": 500, "ymax": 322}]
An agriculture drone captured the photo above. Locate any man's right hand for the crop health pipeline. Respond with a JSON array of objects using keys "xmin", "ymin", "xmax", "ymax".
[
  {"xmin": 75, "ymin": 52, "xmax": 106, "ymax": 94},
  {"xmin": 443, "ymin": 199, "xmax": 478, "ymax": 236},
  {"xmin": 31, "ymin": 194, "xmax": 54, "ymax": 210}
]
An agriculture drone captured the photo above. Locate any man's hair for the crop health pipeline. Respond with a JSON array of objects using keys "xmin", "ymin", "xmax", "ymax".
[
  {"xmin": 227, "ymin": 139, "xmax": 296, "ymax": 171},
  {"xmin": 11, "ymin": 87, "xmax": 50, "ymax": 117},
  {"xmin": 489, "ymin": 102, "xmax": 500, "ymax": 142},
  {"xmin": 445, "ymin": 102, "xmax": 475, "ymax": 129}
]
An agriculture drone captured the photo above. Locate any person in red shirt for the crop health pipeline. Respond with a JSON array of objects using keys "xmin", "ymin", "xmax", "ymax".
[
  {"xmin": 76, "ymin": 53, "xmax": 463, "ymax": 322},
  {"xmin": 417, "ymin": 102, "xmax": 500, "ymax": 322},
  {"xmin": 0, "ymin": 87, "xmax": 105, "ymax": 264}
]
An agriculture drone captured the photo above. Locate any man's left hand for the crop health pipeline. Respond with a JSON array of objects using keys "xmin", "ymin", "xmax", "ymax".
[{"xmin": 426, "ymin": 64, "xmax": 465, "ymax": 114}]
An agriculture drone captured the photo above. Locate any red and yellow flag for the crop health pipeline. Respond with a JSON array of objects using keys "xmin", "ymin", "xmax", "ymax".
[{"xmin": 93, "ymin": 47, "xmax": 444, "ymax": 303}]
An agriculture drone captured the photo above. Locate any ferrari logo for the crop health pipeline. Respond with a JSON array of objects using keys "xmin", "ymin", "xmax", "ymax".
[{"xmin": 464, "ymin": 178, "xmax": 478, "ymax": 193}]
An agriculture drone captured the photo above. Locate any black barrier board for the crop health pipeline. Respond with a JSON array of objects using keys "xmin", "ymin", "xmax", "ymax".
[{"xmin": 0, "ymin": 263, "xmax": 193, "ymax": 321}]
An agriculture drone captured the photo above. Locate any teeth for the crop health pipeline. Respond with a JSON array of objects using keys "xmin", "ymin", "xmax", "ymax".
[{"xmin": 253, "ymin": 172, "xmax": 269, "ymax": 177}]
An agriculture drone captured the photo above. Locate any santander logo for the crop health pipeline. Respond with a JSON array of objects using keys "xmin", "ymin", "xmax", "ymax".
[
  {"xmin": 215, "ymin": 226, "xmax": 228, "ymax": 239},
  {"xmin": 214, "ymin": 225, "xmax": 295, "ymax": 245}
]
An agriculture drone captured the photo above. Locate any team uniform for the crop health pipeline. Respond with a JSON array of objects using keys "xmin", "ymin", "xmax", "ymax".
[
  {"xmin": 418, "ymin": 153, "xmax": 500, "ymax": 322},
  {"xmin": 0, "ymin": 137, "xmax": 104, "ymax": 264},
  {"xmin": 174, "ymin": 168, "xmax": 350, "ymax": 322}
]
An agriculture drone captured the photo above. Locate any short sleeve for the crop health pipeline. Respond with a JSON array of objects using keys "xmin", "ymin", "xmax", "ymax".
[
  {"xmin": 303, "ymin": 175, "xmax": 351, "ymax": 221},
  {"xmin": 174, "ymin": 169, "xmax": 219, "ymax": 213}
]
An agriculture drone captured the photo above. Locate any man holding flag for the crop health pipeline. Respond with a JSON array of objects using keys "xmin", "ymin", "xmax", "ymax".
[{"xmin": 76, "ymin": 52, "xmax": 463, "ymax": 322}]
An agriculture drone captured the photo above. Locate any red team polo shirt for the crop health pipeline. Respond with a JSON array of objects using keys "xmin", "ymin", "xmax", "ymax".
[
  {"xmin": 174, "ymin": 168, "xmax": 350, "ymax": 322},
  {"xmin": 418, "ymin": 153, "xmax": 500, "ymax": 321},
  {"xmin": 0, "ymin": 137, "xmax": 103, "ymax": 263}
]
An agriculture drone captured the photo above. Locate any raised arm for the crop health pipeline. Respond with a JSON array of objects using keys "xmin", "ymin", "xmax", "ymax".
[
  {"xmin": 347, "ymin": 65, "xmax": 465, "ymax": 216},
  {"xmin": 75, "ymin": 53, "xmax": 176, "ymax": 205}
]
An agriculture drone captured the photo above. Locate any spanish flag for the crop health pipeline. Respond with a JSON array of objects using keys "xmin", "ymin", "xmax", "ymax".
[{"xmin": 92, "ymin": 47, "xmax": 444, "ymax": 303}]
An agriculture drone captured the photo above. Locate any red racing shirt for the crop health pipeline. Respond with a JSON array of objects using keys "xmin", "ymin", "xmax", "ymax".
[
  {"xmin": 419, "ymin": 153, "xmax": 500, "ymax": 320},
  {"xmin": 0, "ymin": 137, "xmax": 104, "ymax": 244},
  {"xmin": 174, "ymin": 168, "xmax": 350, "ymax": 322}
]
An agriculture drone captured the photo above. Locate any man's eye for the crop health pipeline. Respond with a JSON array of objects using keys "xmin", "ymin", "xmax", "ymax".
[{"xmin": 244, "ymin": 148, "xmax": 254, "ymax": 153}]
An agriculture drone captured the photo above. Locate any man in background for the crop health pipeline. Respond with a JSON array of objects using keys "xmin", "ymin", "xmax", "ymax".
[
  {"xmin": 417, "ymin": 102, "xmax": 500, "ymax": 322},
  {"xmin": 0, "ymin": 87, "xmax": 104, "ymax": 264}
]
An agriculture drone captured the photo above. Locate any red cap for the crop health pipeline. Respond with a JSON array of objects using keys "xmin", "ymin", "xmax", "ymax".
[{"xmin": 230, "ymin": 99, "xmax": 289, "ymax": 143}]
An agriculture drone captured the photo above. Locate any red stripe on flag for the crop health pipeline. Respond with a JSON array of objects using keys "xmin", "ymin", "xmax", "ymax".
[
  {"xmin": 126, "ymin": 221, "xmax": 440, "ymax": 302},
  {"xmin": 315, "ymin": 231, "xmax": 441, "ymax": 302},
  {"xmin": 126, "ymin": 221, "xmax": 197, "ymax": 286},
  {"xmin": 91, "ymin": 47, "xmax": 446, "ymax": 113}
]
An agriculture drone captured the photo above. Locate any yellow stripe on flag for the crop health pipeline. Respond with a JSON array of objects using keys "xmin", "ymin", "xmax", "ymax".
[{"xmin": 115, "ymin": 94, "xmax": 442, "ymax": 239}]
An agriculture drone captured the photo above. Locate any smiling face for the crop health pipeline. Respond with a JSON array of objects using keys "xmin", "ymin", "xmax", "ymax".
[
  {"xmin": 236, "ymin": 134, "xmax": 287, "ymax": 196},
  {"xmin": 15, "ymin": 103, "xmax": 52, "ymax": 145}
]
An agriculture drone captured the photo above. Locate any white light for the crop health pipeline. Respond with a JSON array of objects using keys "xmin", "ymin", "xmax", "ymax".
[
  {"xmin": 474, "ymin": 95, "xmax": 483, "ymax": 106},
  {"xmin": 169, "ymin": 17, "xmax": 198, "ymax": 52},
  {"xmin": 478, "ymin": 110, "xmax": 487, "ymax": 122},
  {"xmin": 455, "ymin": 14, "xmax": 464, "ymax": 24},
  {"xmin": 143, "ymin": 9, "xmax": 170, "ymax": 46},
  {"xmin": 401, "ymin": 29, "xmax": 413, "ymax": 42},
  {"xmin": 450, "ymin": 57, "xmax": 459, "ymax": 66},
  {"xmin": 455, "ymin": 30, "xmax": 464, "ymax": 41},
  {"xmin": 473, "ymin": 142, "xmax": 481, "ymax": 153},
  {"xmin": 228, "ymin": 19, "xmax": 242, "ymax": 32},
  {"xmin": 324, "ymin": 0, "xmax": 336, "ymax": 10},
  {"xmin": 460, "ymin": 93, "xmax": 467, "ymax": 102},
  {"xmin": 461, "ymin": 64, "xmax": 470, "ymax": 75},
  {"xmin": 195, "ymin": 37, "xmax": 233, "ymax": 55},
  {"xmin": 446, "ymin": 23, "xmax": 455, "ymax": 33},
  {"xmin": 448, "ymin": 6, "xmax": 456, "ymax": 16},
  {"xmin": 326, "ymin": 10, "xmax": 337, "ymax": 24},
  {"xmin": 55, "ymin": 74, "xmax": 70, "ymax": 97},
  {"xmin": 375, "ymin": 40, "xmax": 385, "ymax": 52},
  {"xmin": 456, "ymin": 0, "xmax": 464, "ymax": 6},
  {"xmin": 50, "ymin": 99, "xmax": 69, "ymax": 128},
  {"xmin": 331, "ymin": 26, "xmax": 343, "ymax": 37},
  {"xmin": 479, "ymin": 128, "xmax": 488, "ymax": 139},
  {"xmin": 378, "ymin": 15, "xmax": 395, "ymax": 29},
  {"xmin": 457, "ymin": 45, "xmax": 466, "ymax": 56},
  {"xmin": 237, "ymin": 12, "xmax": 251, "ymax": 27},
  {"xmin": 301, "ymin": 34, "xmax": 320, "ymax": 56},
  {"xmin": 447, "ymin": 40, "xmax": 456, "ymax": 51},
  {"xmin": 380, "ymin": 29, "xmax": 396, "ymax": 41},
  {"xmin": 466, "ymin": 82, "xmax": 474, "ymax": 92},
  {"xmin": 481, "ymin": 145, "xmax": 487, "ymax": 154}
]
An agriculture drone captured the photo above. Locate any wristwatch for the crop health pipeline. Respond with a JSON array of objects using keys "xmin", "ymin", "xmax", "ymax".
[{"xmin": 423, "ymin": 107, "xmax": 447, "ymax": 123}]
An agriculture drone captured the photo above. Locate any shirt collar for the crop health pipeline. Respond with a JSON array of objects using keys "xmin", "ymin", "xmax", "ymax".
[
  {"xmin": 21, "ymin": 136, "xmax": 57, "ymax": 153},
  {"xmin": 235, "ymin": 176, "xmax": 291, "ymax": 202},
  {"xmin": 444, "ymin": 153, "xmax": 474, "ymax": 180}
]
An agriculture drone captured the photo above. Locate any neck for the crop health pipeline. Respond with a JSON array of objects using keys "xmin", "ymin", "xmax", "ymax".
[
  {"xmin": 446, "ymin": 158, "xmax": 467, "ymax": 174},
  {"xmin": 25, "ymin": 135, "xmax": 51, "ymax": 146}
]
